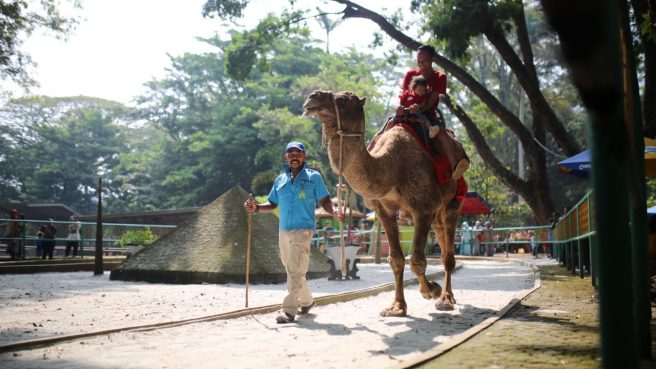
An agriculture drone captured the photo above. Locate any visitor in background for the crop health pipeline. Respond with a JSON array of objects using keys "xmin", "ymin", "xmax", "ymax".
[
  {"xmin": 460, "ymin": 221, "xmax": 473, "ymax": 256},
  {"xmin": 35, "ymin": 228, "xmax": 44, "ymax": 257},
  {"xmin": 482, "ymin": 221, "xmax": 495, "ymax": 257},
  {"xmin": 4, "ymin": 209, "xmax": 21, "ymax": 260},
  {"xmin": 472, "ymin": 220, "xmax": 483, "ymax": 256},
  {"xmin": 41, "ymin": 219, "xmax": 57, "ymax": 260},
  {"xmin": 65, "ymin": 215, "xmax": 81, "ymax": 257}
]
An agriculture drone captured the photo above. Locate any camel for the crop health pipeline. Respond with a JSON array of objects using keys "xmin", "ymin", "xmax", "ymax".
[{"xmin": 303, "ymin": 90, "xmax": 463, "ymax": 316}]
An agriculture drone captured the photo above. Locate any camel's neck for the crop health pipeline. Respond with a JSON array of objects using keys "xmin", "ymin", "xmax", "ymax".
[{"xmin": 327, "ymin": 135, "xmax": 391, "ymax": 198}]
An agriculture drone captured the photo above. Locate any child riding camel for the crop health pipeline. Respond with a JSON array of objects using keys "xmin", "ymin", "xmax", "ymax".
[{"xmin": 394, "ymin": 75, "xmax": 433, "ymax": 144}]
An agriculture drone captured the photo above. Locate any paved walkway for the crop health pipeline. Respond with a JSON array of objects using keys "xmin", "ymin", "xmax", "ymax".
[{"xmin": 416, "ymin": 256, "xmax": 655, "ymax": 369}]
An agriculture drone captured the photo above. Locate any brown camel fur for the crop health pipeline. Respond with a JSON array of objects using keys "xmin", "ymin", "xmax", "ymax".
[{"xmin": 303, "ymin": 90, "xmax": 463, "ymax": 316}]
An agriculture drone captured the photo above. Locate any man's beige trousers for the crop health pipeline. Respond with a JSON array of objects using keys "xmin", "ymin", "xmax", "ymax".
[{"xmin": 279, "ymin": 229, "xmax": 314, "ymax": 316}]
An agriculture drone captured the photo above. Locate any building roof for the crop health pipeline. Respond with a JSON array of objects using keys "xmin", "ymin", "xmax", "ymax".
[{"xmin": 0, "ymin": 203, "xmax": 79, "ymax": 221}]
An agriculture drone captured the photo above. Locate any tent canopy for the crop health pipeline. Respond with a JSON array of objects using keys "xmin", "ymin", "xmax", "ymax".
[
  {"xmin": 557, "ymin": 150, "xmax": 592, "ymax": 178},
  {"xmin": 459, "ymin": 192, "xmax": 491, "ymax": 215},
  {"xmin": 558, "ymin": 137, "xmax": 656, "ymax": 178}
]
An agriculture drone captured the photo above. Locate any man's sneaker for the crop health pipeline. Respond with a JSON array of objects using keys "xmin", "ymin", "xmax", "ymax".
[
  {"xmin": 275, "ymin": 312, "xmax": 295, "ymax": 324},
  {"xmin": 298, "ymin": 302, "xmax": 316, "ymax": 315},
  {"xmin": 452, "ymin": 159, "xmax": 470, "ymax": 180}
]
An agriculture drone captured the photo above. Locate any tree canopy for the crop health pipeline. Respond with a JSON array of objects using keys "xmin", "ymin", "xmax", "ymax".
[
  {"xmin": 0, "ymin": 0, "xmax": 80, "ymax": 89},
  {"xmin": 201, "ymin": 0, "xmax": 654, "ymax": 223}
]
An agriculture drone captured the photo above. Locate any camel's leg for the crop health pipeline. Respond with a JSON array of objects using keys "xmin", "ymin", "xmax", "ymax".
[
  {"xmin": 410, "ymin": 213, "xmax": 442, "ymax": 300},
  {"xmin": 377, "ymin": 207, "xmax": 407, "ymax": 317},
  {"xmin": 434, "ymin": 209, "xmax": 459, "ymax": 311}
]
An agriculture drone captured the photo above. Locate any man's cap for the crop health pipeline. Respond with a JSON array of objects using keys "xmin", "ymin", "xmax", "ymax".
[
  {"xmin": 10, "ymin": 208, "xmax": 17, "ymax": 214},
  {"xmin": 48, "ymin": 218, "xmax": 54, "ymax": 222},
  {"xmin": 285, "ymin": 141, "xmax": 306, "ymax": 153}
]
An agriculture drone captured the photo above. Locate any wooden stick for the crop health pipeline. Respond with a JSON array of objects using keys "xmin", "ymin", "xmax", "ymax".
[{"xmin": 245, "ymin": 193, "xmax": 254, "ymax": 308}]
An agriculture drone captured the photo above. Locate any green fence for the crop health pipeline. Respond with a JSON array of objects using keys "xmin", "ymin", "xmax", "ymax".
[
  {"xmin": 0, "ymin": 219, "xmax": 176, "ymax": 259},
  {"xmin": 550, "ymin": 189, "xmax": 596, "ymax": 282}
]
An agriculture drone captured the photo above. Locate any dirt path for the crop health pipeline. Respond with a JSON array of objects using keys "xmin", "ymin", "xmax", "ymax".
[{"xmin": 1, "ymin": 260, "xmax": 536, "ymax": 369}]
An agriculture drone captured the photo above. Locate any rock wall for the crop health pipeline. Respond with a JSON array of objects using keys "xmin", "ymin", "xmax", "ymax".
[{"xmin": 110, "ymin": 186, "xmax": 329, "ymax": 284}]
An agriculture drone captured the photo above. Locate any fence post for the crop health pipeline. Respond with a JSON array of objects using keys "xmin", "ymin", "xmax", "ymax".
[{"xmin": 94, "ymin": 178, "xmax": 103, "ymax": 275}]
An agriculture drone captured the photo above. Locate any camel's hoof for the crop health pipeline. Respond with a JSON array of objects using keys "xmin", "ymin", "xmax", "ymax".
[
  {"xmin": 435, "ymin": 297, "xmax": 455, "ymax": 311},
  {"xmin": 380, "ymin": 307, "xmax": 407, "ymax": 317},
  {"xmin": 380, "ymin": 302, "xmax": 407, "ymax": 317},
  {"xmin": 420, "ymin": 281, "xmax": 442, "ymax": 300}
]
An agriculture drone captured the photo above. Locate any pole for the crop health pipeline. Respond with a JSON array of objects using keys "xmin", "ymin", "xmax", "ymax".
[
  {"xmin": 374, "ymin": 214, "xmax": 382, "ymax": 264},
  {"xmin": 94, "ymin": 178, "xmax": 103, "ymax": 276},
  {"xmin": 245, "ymin": 194, "xmax": 254, "ymax": 308},
  {"xmin": 619, "ymin": 0, "xmax": 651, "ymax": 358}
]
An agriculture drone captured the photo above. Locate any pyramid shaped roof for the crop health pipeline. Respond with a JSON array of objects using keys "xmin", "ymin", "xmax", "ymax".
[{"xmin": 110, "ymin": 186, "xmax": 329, "ymax": 284}]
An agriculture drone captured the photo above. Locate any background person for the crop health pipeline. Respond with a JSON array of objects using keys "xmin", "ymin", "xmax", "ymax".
[
  {"xmin": 41, "ymin": 219, "xmax": 57, "ymax": 260},
  {"xmin": 244, "ymin": 141, "xmax": 343, "ymax": 324},
  {"xmin": 4, "ymin": 209, "xmax": 21, "ymax": 260},
  {"xmin": 65, "ymin": 215, "xmax": 81, "ymax": 257}
]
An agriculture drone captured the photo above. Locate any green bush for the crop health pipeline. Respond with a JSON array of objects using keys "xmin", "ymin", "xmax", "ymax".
[{"xmin": 117, "ymin": 227, "xmax": 157, "ymax": 248}]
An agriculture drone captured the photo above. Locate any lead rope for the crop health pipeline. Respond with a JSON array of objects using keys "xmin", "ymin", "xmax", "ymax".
[{"xmin": 332, "ymin": 95, "xmax": 347, "ymax": 278}]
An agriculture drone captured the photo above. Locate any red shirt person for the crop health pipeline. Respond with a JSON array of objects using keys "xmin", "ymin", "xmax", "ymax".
[
  {"xmin": 400, "ymin": 64, "xmax": 447, "ymax": 124},
  {"xmin": 398, "ymin": 45, "xmax": 469, "ymax": 180}
]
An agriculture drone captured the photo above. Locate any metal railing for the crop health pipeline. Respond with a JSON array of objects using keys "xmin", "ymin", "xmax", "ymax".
[{"xmin": 0, "ymin": 219, "xmax": 176, "ymax": 259}]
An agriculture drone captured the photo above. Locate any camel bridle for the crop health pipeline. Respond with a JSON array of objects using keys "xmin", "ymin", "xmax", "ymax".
[{"xmin": 330, "ymin": 92, "xmax": 363, "ymax": 279}]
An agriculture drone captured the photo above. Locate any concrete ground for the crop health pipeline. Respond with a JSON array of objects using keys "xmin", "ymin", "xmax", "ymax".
[{"xmin": 416, "ymin": 253, "xmax": 656, "ymax": 369}]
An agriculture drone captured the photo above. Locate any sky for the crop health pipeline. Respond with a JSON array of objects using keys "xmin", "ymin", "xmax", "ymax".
[{"xmin": 15, "ymin": 0, "xmax": 416, "ymax": 106}]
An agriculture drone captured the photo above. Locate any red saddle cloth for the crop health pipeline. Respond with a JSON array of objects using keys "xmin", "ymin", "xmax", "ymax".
[{"xmin": 395, "ymin": 123, "xmax": 468, "ymax": 201}]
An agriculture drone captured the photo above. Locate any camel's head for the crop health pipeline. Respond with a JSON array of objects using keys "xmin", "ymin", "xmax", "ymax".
[{"xmin": 303, "ymin": 90, "xmax": 367, "ymax": 137}]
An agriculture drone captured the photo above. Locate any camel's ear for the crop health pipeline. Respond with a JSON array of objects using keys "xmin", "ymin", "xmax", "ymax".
[{"xmin": 359, "ymin": 96, "xmax": 367, "ymax": 106}]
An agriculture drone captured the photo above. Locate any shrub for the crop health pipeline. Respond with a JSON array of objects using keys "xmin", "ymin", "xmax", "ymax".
[{"xmin": 117, "ymin": 227, "xmax": 157, "ymax": 248}]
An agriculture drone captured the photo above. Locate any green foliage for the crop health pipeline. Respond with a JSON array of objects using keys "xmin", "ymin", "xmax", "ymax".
[
  {"xmin": 0, "ymin": 0, "xmax": 80, "ymax": 88},
  {"xmin": 640, "ymin": 13, "xmax": 656, "ymax": 43},
  {"xmin": 117, "ymin": 227, "xmax": 157, "ymax": 248},
  {"xmin": 224, "ymin": 12, "xmax": 309, "ymax": 80},
  {"xmin": 201, "ymin": 0, "xmax": 251, "ymax": 21},
  {"xmin": 132, "ymin": 34, "xmax": 388, "ymax": 208},
  {"xmin": 0, "ymin": 96, "xmax": 131, "ymax": 213},
  {"xmin": 414, "ymin": 0, "xmax": 519, "ymax": 59}
]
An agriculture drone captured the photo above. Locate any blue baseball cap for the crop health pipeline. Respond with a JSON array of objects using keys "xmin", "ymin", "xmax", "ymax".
[{"xmin": 285, "ymin": 141, "xmax": 306, "ymax": 153}]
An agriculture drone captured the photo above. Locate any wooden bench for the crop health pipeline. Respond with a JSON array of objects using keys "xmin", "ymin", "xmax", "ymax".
[{"xmin": 324, "ymin": 245, "xmax": 361, "ymax": 280}]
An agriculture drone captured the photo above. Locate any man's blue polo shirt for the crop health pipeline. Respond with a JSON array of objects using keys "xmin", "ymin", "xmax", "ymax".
[{"xmin": 268, "ymin": 163, "xmax": 330, "ymax": 231}]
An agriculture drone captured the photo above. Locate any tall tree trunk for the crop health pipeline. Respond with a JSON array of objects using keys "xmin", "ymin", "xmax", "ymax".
[
  {"xmin": 442, "ymin": 94, "xmax": 553, "ymax": 223},
  {"xmin": 631, "ymin": 0, "xmax": 656, "ymax": 136}
]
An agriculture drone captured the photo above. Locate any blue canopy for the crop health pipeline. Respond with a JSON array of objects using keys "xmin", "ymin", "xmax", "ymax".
[
  {"xmin": 557, "ymin": 150, "xmax": 592, "ymax": 178},
  {"xmin": 648, "ymin": 205, "xmax": 656, "ymax": 215}
]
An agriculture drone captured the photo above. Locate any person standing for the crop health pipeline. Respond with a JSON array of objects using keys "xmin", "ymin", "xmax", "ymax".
[
  {"xmin": 482, "ymin": 221, "xmax": 495, "ymax": 256},
  {"xmin": 459, "ymin": 221, "xmax": 473, "ymax": 256},
  {"xmin": 398, "ymin": 44, "xmax": 469, "ymax": 180},
  {"xmin": 472, "ymin": 220, "xmax": 483, "ymax": 256},
  {"xmin": 4, "ymin": 209, "xmax": 21, "ymax": 260},
  {"xmin": 41, "ymin": 219, "xmax": 57, "ymax": 260},
  {"xmin": 244, "ymin": 141, "xmax": 343, "ymax": 324},
  {"xmin": 65, "ymin": 215, "xmax": 81, "ymax": 257}
]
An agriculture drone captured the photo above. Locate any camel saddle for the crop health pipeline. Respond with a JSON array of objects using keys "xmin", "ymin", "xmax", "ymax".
[{"xmin": 376, "ymin": 116, "xmax": 468, "ymax": 201}]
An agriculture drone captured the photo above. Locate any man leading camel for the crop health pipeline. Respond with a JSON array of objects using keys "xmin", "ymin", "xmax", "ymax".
[
  {"xmin": 244, "ymin": 141, "xmax": 343, "ymax": 324},
  {"xmin": 398, "ymin": 44, "xmax": 469, "ymax": 180}
]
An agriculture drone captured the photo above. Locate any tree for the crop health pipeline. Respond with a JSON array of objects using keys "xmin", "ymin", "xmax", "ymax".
[
  {"xmin": 0, "ymin": 0, "xmax": 80, "ymax": 89},
  {"xmin": 201, "ymin": 0, "xmax": 651, "ymax": 224},
  {"xmin": 0, "ymin": 96, "xmax": 130, "ymax": 213},
  {"xmin": 315, "ymin": 7, "xmax": 342, "ymax": 53},
  {"xmin": 134, "ymin": 34, "xmax": 387, "ymax": 209}
]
